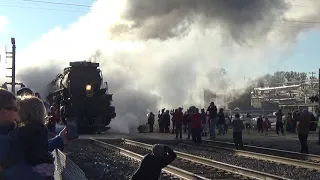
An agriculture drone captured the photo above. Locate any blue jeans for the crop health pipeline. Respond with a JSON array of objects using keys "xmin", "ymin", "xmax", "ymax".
[{"xmin": 217, "ymin": 124, "xmax": 225, "ymax": 135}]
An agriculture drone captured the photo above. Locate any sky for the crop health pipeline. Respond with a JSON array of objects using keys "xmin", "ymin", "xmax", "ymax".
[
  {"xmin": 1, "ymin": 0, "xmax": 320, "ymax": 132},
  {"xmin": 0, "ymin": 0, "xmax": 319, "ymax": 79},
  {"xmin": 0, "ymin": 0, "xmax": 93, "ymax": 49}
]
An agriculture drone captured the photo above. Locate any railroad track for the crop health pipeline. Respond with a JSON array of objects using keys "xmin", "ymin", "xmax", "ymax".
[
  {"xmin": 94, "ymin": 138, "xmax": 288, "ymax": 180},
  {"xmin": 90, "ymin": 139, "xmax": 211, "ymax": 180},
  {"xmin": 203, "ymin": 140, "xmax": 320, "ymax": 166}
]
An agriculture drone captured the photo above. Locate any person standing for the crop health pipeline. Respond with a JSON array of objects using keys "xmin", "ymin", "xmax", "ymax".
[
  {"xmin": 257, "ymin": 115, "xmax": 263, "ymax": 134},
  {"xmin": 170, "ymin": 109, "xmax": 175, "ymax": 134},
  {"xmin": 148, "ymin": 112, "xmax": 155, "ymax": 133},
  {"xmin": 276, "ymin": 109, "xmax": 285, "ymax": 136},
  {"xmin": 158, "ymin": 109, "xmax": 165, "ymax": 133},
  {"xmin": 297, "ymin": 110, "xmax": 311, "ymax": 153},
  {"xmin": 207, "ymin": 102, "xmax": 217, "ymax": 139},
  {"xmin": 201, "ymin": 109, "xmax": 207, "ymax": 136},
  {"xmin": 217, "ymin": 108, "xmax": 225, "ymax": 135},
  {"xmin": 232, "ymin": 113, "xmax": 245, "ymax": 150},
  {"xmin": 174, "ymin": 108, "xmax": 183, "ymax": 139},
  {"xmin": 245, "ymin": 113, "xmax": 252, "ymax": 134},
  {"xmin": 183, "ymin": 112, "xmax": 189, "ymax": 133},
  {"xmin": 191, "ymin": 108, "xmax": 202, "ymax": 144},
  {"xmin": 164, "ymin": 110, "xmax": 171, "ymax": 133},
  {"xmin": 263, "ymin": 117, "xmax": 271, "ymax": 135},
  {"xmin": 224, "ymin": 114, "xmax": 231, "ymax": 134}
]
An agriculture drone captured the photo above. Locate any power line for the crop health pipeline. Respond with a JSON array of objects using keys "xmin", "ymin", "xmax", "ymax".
[
  {"xmin": 21, "ymin": 0, "xmax": 92, "ymax": 8},
  {"xmin": 0, "ymin": 4, "xmax": 88, "ymax": 13}
]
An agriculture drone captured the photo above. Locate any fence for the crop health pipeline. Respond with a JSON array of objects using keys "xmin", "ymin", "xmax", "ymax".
[{"xmin": 53, "ymin": 149, "xmax": 87, "ymax": 180}]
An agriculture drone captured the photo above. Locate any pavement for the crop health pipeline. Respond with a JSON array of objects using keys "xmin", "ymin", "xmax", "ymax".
[
  {"xmin": 132, "ymin": 129, "xmax": 319, "ymax": 141},
  {"xmin": 129, "ymin": 129, "xmax": 320, "ymax": 154},
  {"xmin": 55, "ymin": 124, "xmax": 320, "ymax": 154}
]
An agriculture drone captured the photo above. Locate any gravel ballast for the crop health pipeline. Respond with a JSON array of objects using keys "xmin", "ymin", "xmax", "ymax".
[
  {"xmin": 120, "ymin": 138, "xmax": 320, "ymax": 180},
  {"xmin": 64, "ymin": 140, "xmax": 178, "ymax": 180},
  {"xmin": 170, "ymin": 143, "xmax": 320, "ymax": 180}
]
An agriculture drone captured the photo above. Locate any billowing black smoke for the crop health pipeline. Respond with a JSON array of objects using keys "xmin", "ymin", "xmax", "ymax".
[{"xmin": 110, "ymin": 0, "xmax": 288, "ymax": 42}]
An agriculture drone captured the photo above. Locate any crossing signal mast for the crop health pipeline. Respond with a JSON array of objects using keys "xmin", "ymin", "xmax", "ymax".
[{"xmin": 1, "ymin": 38, "xmax": 25, "ymax": 93}]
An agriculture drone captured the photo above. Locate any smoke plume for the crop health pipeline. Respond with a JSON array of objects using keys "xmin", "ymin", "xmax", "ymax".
[
  {"xmin": 3, "ymin": 0, "xmax": 319, "ymax": 133},
  {"xmin": 111, "ymin": 0, "xmax": 287, "ymax": 42}
]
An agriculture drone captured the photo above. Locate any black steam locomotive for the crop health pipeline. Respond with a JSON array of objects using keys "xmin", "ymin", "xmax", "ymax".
[{"xmin": 47, "ymin": 61, "xmax": 116, "ymax": 134}]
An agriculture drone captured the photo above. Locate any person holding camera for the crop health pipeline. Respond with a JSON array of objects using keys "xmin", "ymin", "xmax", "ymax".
[{"xmin": 131, "ymin": 144, "xmax": 177, "ymax": 180}]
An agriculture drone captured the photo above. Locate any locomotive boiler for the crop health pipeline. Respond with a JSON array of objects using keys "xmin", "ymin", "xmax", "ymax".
[{"xmin": 47, "ymin": 61, "xmax": 116, "ymax": 134}]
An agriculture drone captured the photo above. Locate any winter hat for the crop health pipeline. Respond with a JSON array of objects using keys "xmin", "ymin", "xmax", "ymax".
[{"xmin": 152, "ymin": 144, "xmax": 165, "ymax": 155}]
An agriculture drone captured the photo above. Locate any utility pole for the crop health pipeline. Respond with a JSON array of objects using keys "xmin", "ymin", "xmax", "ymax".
[{"xmin": 5, "ymin": 38, "xmax": 16, "ymax": 93}]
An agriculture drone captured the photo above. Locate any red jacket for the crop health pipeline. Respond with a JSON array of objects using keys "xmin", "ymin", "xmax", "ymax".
[
  {"xmin": 173, "ymin": 111, "xmax": 183, "ymax": 124},
  {"xmin": 191, "ymin": 113, "xmax": 202, "ymax": 129},
  {"xmin": 49, "ymin": 111, "xmax": 59, "ymax": 124}
]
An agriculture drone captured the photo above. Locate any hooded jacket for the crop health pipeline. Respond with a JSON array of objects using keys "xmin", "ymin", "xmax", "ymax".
[{"xmin": 0, "ymin": 123, "xmax": 64, "ymax": 179}]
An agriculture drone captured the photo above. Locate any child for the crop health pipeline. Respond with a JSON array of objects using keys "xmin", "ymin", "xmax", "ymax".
[
  {"xmin": 232, "ymin": 113, "xmax": 245, "ymax": 150},
  {"xmin": 263, "ymin": 117, "xmax": 271, "ymax": 135},
  {"xmin": 11, "ymin": 96, "xmax": 55, "ymax": 179}
]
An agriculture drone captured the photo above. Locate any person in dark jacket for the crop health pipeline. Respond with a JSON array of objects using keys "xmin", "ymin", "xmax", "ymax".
[
  {"xmin": 148, "ymin": 112, "xmax": 155, "ymax": 133},
  {"xmin": 131, "ymin": 144, "xmax": 177, "ymax": 180},
  {"xmin": 0, "ymin": 88, "xmax": 66, "ymax": 179},
  {"xmin": 217, "ymin": 108, "xmax": 225, "ymax": 135},
  {"xmin": 173, "ymin": 108, "xmax": 183, "ymax": 139},
  {"xmin": 191, "ymin": 108, "xmax": 202, "ymax": 143},
  {"xmin": 201, "ymin": 109, "xmax": 207, "ymax": 136},
  {"xmin": 297, "ymin": 110, "xmax": 311, "ymax": 153},
  {"xmin": 275, "ymin": 109, "xmax": 285, "ymax": 135},
  {"xmin": 158, "ymin": 109, "xmax": 165, "ymax": 133},
  {"xmin": 207, "ymin": 102, "xmax": 217, "ymax": 139},
  {"xmin": 257, "ymin": 115, "xmax": 263, "ymax": 134},
  {"xmin": 232, "ymin": 113, "xmax": 245, "ymax": 150},
  {"xmin": 163, "ymin": 110, "xmax": 171, "ymax": 133}
]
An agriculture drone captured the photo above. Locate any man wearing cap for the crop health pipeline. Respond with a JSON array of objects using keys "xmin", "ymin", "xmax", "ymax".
[{"xmin": 0, "ymin": 88, "xmax": 67, "ymax": 179}]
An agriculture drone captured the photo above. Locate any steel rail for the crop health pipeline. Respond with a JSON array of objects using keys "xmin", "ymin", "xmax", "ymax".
[
  {"xmin": 123, "ymin": 139, "xmax": 289, "ymax": 180},
  {"xmin": 182, "ymin": 141, "xmax": 320, "ymax": 171},
  {"xmin": 89, "ymin": 138, "xmax": 211, "ymax": 180},
  {"xmin": 205, "ymin": 140, "xmax": 320, "ymax": 162}
]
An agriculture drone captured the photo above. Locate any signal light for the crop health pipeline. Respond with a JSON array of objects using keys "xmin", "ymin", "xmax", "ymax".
[{"xmin": 86, "ymin": 85, "xmax": 92, "ymax": 91}]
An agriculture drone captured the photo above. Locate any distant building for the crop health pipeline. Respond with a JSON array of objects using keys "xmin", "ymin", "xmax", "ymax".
[{"xmin": 251, "ymin": 79, "xmax": 319, "ymax": 111}]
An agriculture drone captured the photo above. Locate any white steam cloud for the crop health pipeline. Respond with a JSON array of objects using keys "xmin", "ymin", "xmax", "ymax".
[{"xmin": 1, "ymin": 0, "xmax": 320, "ymax": 133}]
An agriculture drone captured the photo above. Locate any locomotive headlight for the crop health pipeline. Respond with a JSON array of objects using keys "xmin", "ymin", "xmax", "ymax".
[{"xmin": 86, "ymin": 85, "xmax": 92, "ymax": 91}]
